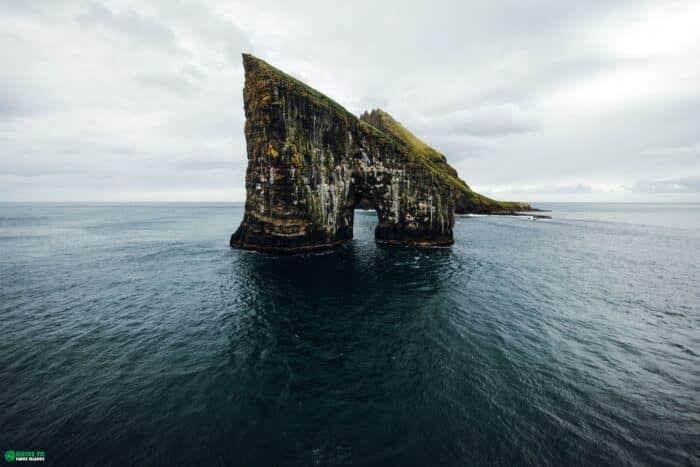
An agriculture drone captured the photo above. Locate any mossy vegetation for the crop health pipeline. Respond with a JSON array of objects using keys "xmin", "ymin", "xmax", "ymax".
[
  {"xmin": 242, "ymin": 53, "xmax": 531, "ymax": 214},
  {"xmin": 234, "ymin": 54, "xmax": 459, "ymax": 252},
  {"xmin": 359, "ymin": 108, "xmax": 531, "ymax": 213},
  {"xmin": 361, "ymin": 110, "xmax": 448, "ymax": 163},
  {"xmin": 362, "ymin": 109, "xmax": 470, "ymax": 191},
  {"xmin": 266, "ymin": 143, "xmax": 279, "ymax": 158},
  {"xmin": 243, "ymin": 54, "xmax": 355, "ymax": 124},
  {"xmin": 243, "ymin": 54, "xmax": 454, "ymax": 194}
]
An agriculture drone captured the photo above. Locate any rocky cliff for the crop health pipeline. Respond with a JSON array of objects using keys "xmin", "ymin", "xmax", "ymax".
[
  {"xmin": 359, "ymin": 109, "xmax": 532, "ymax": 214},
  {"xmin": 230, "ymin": 54, "xmax": 455, "ymax": 253}
]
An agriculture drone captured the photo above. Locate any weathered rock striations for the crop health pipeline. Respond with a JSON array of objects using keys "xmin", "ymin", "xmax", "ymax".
[
  {"xmin": 359, "ymin": 109, "xmax": 533, "ymax": 215},
  {"xmin": 230, "ymin": 54, "xmax": 455, "ymax": 253}
]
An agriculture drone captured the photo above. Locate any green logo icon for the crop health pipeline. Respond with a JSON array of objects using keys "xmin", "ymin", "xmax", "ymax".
[{"xmin": 4, "ymin": 451, "xmax": 15, "ymax": 462}]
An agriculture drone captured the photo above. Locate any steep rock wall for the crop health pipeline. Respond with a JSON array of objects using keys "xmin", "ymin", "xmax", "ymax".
[{"xmin": 230, "ymin": 55, "xmax": 455, "ymax": 253}]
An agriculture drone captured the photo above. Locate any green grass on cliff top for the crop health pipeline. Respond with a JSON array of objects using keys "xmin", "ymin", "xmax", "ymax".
[
  {"xmin": 359, "ymin": 109, "xmax": 530, "ymax": 210},
  {"xmin": 243, "ymin": 54, "xmax": 528, "ymax": 210},
  {"xmin": 243, "ymin": 54, "xmax": 352, "ymax": 119},
  {"xmin": 243, "ymin": 54, "xmax": 389, "ymax": 141},
  {"xmin": 359, "ymin": 109, "xmax": 471, "ymax": 193},
  {"xmin": 363, "ymin": 110, "xmax": 446, "ymax": 163}
]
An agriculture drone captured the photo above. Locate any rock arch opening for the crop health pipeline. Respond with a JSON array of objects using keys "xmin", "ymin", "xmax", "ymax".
[
  {"xmin": 230, "ymin": 54, "xmax": 455, "ymax": 254},
  {"xmin": 346, "ymin": 183, "xmax": 387, "ymax": 242}
]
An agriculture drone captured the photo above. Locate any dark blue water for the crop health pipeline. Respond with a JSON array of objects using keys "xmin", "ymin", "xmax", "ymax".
[{"xmin": 1, "ymin": 203, "xmax": 698, "ymax": 466}]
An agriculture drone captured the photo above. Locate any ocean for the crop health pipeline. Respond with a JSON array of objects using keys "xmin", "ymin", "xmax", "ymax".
[{"xmin": 0, "ymin": 202, "xmax": 698, "ymax": 466}]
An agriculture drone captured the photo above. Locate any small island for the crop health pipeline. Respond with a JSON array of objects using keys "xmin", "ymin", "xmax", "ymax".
[{"xmin": 231, "ymin": 54, "xmax": 535, "ymax": 253}]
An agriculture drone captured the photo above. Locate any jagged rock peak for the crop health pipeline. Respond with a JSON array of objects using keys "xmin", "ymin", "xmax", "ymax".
[{"xmin": 230, "ymin": 54, "xmax": 455, "ymax": 253}]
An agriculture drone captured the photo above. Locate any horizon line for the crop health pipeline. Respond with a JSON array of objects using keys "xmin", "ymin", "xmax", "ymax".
[{"xmin": 1, "ymin": 200, "xmax": 699, "ymax": 204}]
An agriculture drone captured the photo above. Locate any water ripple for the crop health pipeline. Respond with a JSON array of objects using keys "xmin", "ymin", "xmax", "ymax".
[{"xmin": 0, "ymin": 203, "xmax": 698, "ymax": 466}]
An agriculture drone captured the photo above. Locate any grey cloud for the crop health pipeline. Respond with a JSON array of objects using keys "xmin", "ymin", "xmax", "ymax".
[
  {"xmin": 421, "ymin": 135, "xmax": 499, "ymax": 161},
  {"xmin": 254, "ymin": 0, "xmax": 661, "ymax": 114},
  {"xmin": 54, "ymin": 144, "xmax": 139, "ymax": 157},
  {"xmin": 0, "ymin": 93, "xmax": 33, "ymax": 118},
  {"xmin": 1, "ymin": 160, "xmax": 84, "ymax": 177},
  {"xmin": 147, "ymin": 0, "xmax": 250, "ymax": 65},
  {"xmin": 513, "ymin": 184, "xmax": 595, "ymax": 194},
  {"xmin": 645, "ymin": 142, "xmax": 700, "ymax": 155},
  {"xmin": 76, "ymin": 1, "xmax": 183, "ymax": 54},
  {"xmin": 392, "ymin": 103, "xmax": 538, "ymax": 161},
  {"xmin": 134, "ymin": 73, "xmax": 196, "ymax": 97},
  {"xmin": 469, "ymin": 53, "xmax": 626, "ymax": 107},
  {"xmin": 472, "ymin": 183, "xmax": 600, "ymax": 196},
  {"xmin": 1, "ymin": 0, "xmax": 699, "ymax": 201},
  {"xmin": 412, "ymin": 104, "xmax": 539, "ymax": 137},
  {"xmin": 181, "ymin": 65, "xmax": 207, "ymax": 82},
  {"xmin": 0, "ymin": 1, "xmax": 39, "ymax": 15},
  {"xmin": 176, "ymin": 157, "xmax": 233, "ymax": 171},
  {"xmin": 633, "ymin": 177, "xmax": 700, "ymax": 193}
]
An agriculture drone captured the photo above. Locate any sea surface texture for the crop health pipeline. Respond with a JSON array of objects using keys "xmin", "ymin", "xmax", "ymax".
[{"xmin": 1, "ymin": 203, "xmax": 698, "ymax": 466}]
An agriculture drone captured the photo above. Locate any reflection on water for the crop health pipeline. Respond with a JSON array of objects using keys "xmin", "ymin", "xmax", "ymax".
[{"xmin": 0, "ymin": 203, "xmax": 698, "ymax": 466}]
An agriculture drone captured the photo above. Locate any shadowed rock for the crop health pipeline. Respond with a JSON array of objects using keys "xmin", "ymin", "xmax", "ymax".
[
  {"xmin": 230, "ymin": 54, "xmax": 455, "ymax": 253},
  {"xmin": 359, "ymin": 109, "xmax": 533, "ymax": 215}
]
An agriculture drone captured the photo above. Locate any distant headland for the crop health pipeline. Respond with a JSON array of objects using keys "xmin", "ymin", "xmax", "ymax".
[{"xmin": 230, "ymin": 54, "xmax": 538, "ymax": 253}]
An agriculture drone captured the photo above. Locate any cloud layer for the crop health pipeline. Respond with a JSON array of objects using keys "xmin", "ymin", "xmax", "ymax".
[{"xmin": 1, "ymin": 0, "xmax": 699, "ymax": 201}]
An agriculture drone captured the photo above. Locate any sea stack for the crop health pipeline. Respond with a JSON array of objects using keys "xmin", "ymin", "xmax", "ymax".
[{"xmin": 230, "ymin": 54, "xmax": 455, "ymax": 253}]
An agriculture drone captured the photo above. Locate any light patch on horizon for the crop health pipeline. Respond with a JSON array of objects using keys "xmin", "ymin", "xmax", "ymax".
[
  {"xmin": 0, "ymin": 0, "xmax": 699, "ymax": 202},
  {"xmin": 476, "ymin": 176, "xmax": 700, "ymax": 202},
  {"xmin": 644, "ymin": 142, "xmax": 700, "ymax": 155}
]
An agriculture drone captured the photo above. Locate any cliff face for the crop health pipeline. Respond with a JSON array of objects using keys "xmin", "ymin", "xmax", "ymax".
[
  {"xmin": 230, "ymin": 55, "xmax": 455, "ymax": 253},
  {"xmin": 359, "ymin": 109, "xmax": 532, "ymax": 214}
]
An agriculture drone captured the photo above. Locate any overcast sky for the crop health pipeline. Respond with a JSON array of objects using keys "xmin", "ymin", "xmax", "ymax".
[{"xmin": 1, "ymin": 0, "xmax": 699, "ymax": 202}]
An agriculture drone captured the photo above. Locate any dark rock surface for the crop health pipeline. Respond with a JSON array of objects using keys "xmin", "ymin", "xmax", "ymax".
[
  {"xmin": 231, "ymin": 55, "xmax": 455, "ymax": 253},
  {"xmin": 359, "ymin": 109, "xmax": 534, "ymax": 215}
]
